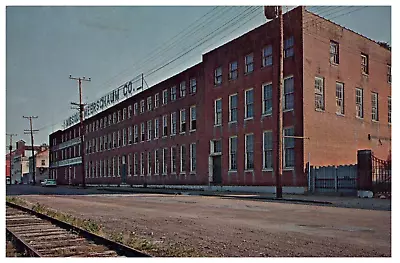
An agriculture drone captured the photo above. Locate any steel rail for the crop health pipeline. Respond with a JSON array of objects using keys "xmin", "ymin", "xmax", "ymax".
[{"xmin": 6, "ymin": 201, "xmax": 151, "ymax": 257}]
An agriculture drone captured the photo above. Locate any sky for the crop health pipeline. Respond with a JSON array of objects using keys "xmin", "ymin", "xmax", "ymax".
[{"xmin": 5, "ymin": 5, "xmax": 391, "ymax": 146}]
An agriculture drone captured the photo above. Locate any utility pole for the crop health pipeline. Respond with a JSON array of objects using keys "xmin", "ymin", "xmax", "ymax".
[
  {"xmin": 23, "ymin": 116, "xmax": 39, "ymax": 185},
  {"xmin": 276, "ymin": 6, "xmax": 284, "ymax": 198},
  {"xmin": 6, "ymin": 133, "xmax": 17, "ymax": 184},
  {"xmin": 69, "ymin": 75, "xmax": 91, "ymax": 188}
]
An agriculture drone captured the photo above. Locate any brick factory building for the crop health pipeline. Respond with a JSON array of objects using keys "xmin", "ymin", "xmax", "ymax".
[{"xmin": 49, "ymin": 7, "xmax": 391, "ymax": 193}]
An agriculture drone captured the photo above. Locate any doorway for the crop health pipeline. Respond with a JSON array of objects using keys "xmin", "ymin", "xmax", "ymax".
[{"xmin": 212, "ymin": 155, "xmax": 222, "ymax": 185}]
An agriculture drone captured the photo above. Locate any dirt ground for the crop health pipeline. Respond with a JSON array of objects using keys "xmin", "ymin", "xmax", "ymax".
[{"xmin": 18, "ymin": 194, "xmax": 391, "ymax": 257}]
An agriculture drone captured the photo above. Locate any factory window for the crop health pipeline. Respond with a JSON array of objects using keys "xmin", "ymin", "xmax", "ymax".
[
  {"xmin": 229, "ymin": 136, "xmax": 237, "ymax": 171},
  {"xmin": 229, "ymin": 61, "xmax": 238, "ymax": 80},
  {"xmin": 134, "ymin": 125, "xmax": 138, "ymax": 143},
  {"xmin": 108, "ymin": 114, "xmax": 112, "ymax": 126},
  {"xmin": 190, "ymin": 78, "xmax": 197, "ymax": 94},
  {"xmin": 134, "ymin": 153, "xmax": 138, "ymax": 176},
  {"xmin": 180, "ymin": 81, "xmax": 186, "ymax": 98},
  {"xmin": 171, "ymin": 112, "xmax": 177, "ymax": 135},
  {"xmin": 123, "ymin": 107, "xmax": 127, "ymax": 120},
  {"xmin": 245, "ymin": 53, "xmax": 254, "ymax": 74},
  {"xmin": 154, "ymin": 149, "xmax": 160, "ymax": 175},
  {"xmin": 284, "ymin": 127, "xmax": 295, "ymax": 168},
  {"xmin": 214, "ymin": 67, "xmax": 222, "ymax": 85},
  {"xmin": 180, "ymin": 145, "xmax": 186, "ymax": 174},
  {"xmin": 262, "ymin": 83, "xmax": 272, "ymax": 116},
  {"xmin": 163, "ymin": 115, "xmax": 168, "ymax": 137},
  {"xmin": 112, "ymin": 157, "xmax": 116, "ymax": 177},
  {"xmin": 262, "ymin": 45, "xmax": 273, "ymax": 67},
  {"xmin": 336, "ymin": 82, "xmax": 344, "ymax": 115},
  {"xmin": 162, "ymin": 148, "xmax": 168, "ymax": 174},
  {"xmin": 154, "ymin": 93, "xmax": 160, "ymax": 108},
  {"xmin": 387, "ymin": 64, "xmax": 391, "ymax": 84},
  {"xmin": 154, "ymin": 118, "xmax": 159, "ymax": 139},
  {"xmin": 113, "ymin": 132, "xmax": 116, "ymax": 148},
  {"xmin": 128, "ymin": 105, "xmax": 132, "ymax": 118},
  {"xmin": 141, "ymin": 123, "xmax": 145, "ymax": 142},
  {"xmin": 356, "ymin": 88, "xmax": 364, "ymax": 118},
  {"xmin": 284, "ymin": 36, "xmax": 294, "ymax": 58},
  {"xmin": 100, "ymin": 136, "xmax": 103, "ymax": 151},
  {"xmin": 371, "ymin": 92, "xmax": 379, "ymax": 121},
  {"xmin": 245, "ymin": 134, "xmax": 254, "ymax": 170},
  {"xmin": 245, "ymin": 88, "xmax": 254, "ymax": 119},
  {"xmin": 140, "ymin": 100, "xmax": 145, "ymax": 113},
  {"xmin": 190, "ymin": 105, "xmax": 197, "ymax": 130},
  {"xmin": 283, "ymin": 76, "xmax": 294, "ymax": 111},
  {"xmin": 190, "ymin": 143, "xmax": 196, "ymax": 172},
  {"xmin": 113, "ymin": 112, "xmax": 117, "ymax": 124},
  {"xmin": 147, "ymin": 97, "xmax": 152, "ymax": 111},
  {"xmin": 180, "ymin": 109, "xmax": 186, "ymax": 133},
  {"xmin": 163, "ymin": 89, "xmax": 168, "ymax": 105},
  {"xmin": 123, "ymin": 128, "xmax": 127, "ymax": 146},
  {"xmin": 214, "ymin": 98, "xmax": 222, "ymax": 125},
  {"xmin": 361, "ymin": 53, "xmax": 369, "ymax": 75},
  {"xmin": 229, "ymin": 94, "xmax": 238, "ymax": 122},
  {"xmin": 140, "ymin": 152, "xmax": 145, "ymax": 175},
  {"xmin": 315, "ymin": 77, "xmax": 325, "ymax": 111},
  {"xmin": 41, "ymin": 160, "xmax": 45, "ymax": 166},
  {"xmin": 103, "ymin": 135, "xmax": 107, "ymax": 150},
  {"xmin": 171, "ymin": 147, "xmax": 177, "ymax": 174},
  {"xmin": 330, "ymin": 41, "xmax": 339, "ymax": 64},
  {"xmin": 117, "ymin": 130, "xmax": 121, "ymax": 147},
  {"xmin": 118, "ymin": 110, "xmax": 121, "ymax": 123},
  {"xmin": 128, "ymin": 153, "xmax": 132, "ymax": 176},
  {"xmin": 147, "ymin": 120, "xmax": 152, "ymax": 141},
  {"xmin": 108, "ymin": 133, "xmax": 112, "ymax": 149},
  {"xmin": 171, "ymin": 86, "xmax": 177, "ymax": 101},
  {"xmin": 263, "ymin": 131, "xmax": 273, "ymax": 170},
  {"xmin": 147, "ymin": 151, "xmax": 152, "ymax": 176},
  {"xmin": 134, "ymin": 102, "xmax": 138, "ymax": 116},
  {"xmin": 128, "ymin": 126, "xmax": 132, "ymax": 144}
]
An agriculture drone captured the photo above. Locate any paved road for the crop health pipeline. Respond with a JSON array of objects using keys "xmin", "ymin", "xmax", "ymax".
[{"xmin": 9, "ymin": 187, "xmax": 391, "ymax": 257}]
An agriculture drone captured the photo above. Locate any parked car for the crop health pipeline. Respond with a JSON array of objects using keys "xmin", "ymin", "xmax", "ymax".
[{"xmin": 41, "ymin": 179, "xmax": 57, "ymax": 187}]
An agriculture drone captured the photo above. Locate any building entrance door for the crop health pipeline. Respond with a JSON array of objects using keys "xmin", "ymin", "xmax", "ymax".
[
  {"xmin": 68, "ymin": 166, "xmax": 72, "ymax": 185},
  {"xmin": 212, "ymin": 155, "xmax": 222, "ymax": 185}
]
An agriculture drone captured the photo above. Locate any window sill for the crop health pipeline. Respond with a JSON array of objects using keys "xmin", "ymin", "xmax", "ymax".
[
  {"xmin": 228, "ymin": 77, "xmax": 238, "ymax": 82},
  {"xmin": 179, "ymin": 132, "xmax": 186, "ymax": 135},
  {"xmin": 180, "ymin": 173, "xmax": 186, "ymax": 176},
  {"xmin": 171, "ymin": 173, "xmax": 177, "ymax": 175},
  {"xmin": 356, "ymin": 116, "xmax": 364, "ymax": 120},
  {"xmin": 315, "ymin": 108, "xmax": 325, "ymax": 112},
  {"xmin": 244, "ymin": 71, "xmax": 254, "ymax": 76},
  {"xmin": 244, "ymin": 117, "xmax": 254, "ymax": 121},
  {"xmin": 189, "ymin": 129, "xmax": 196, "ymax": 133},
  {"xmin": 244, "ymin": 169, "xmax": 254, "ymax": 172},
  {"xmin": 261, "ymin": 113, "xmax": 272, "ymax": 117},
  {"xmin": 362, "ymin": 72, "xmax": 369, "ymax": 77},
  {"xmin": 228, "ymin": 121, "xmax": 237, "ymax": 125},
  {"xmin": 283, "ymin": 167, "xmax": 295, "ymax": 171},
  {"xmin": 214, "ymin": 124, "xmax": 222, "ymax": 127},
  {"xmin": 170, "ymin": 134, "xmax": 176, "ymax": 137},
  {"xmin": 228, "ymin": 170, "xmax": 237, "ymax": 173},
  {"xmin": 330, "ymin": 62, "xmax": 339, "ymax": 67},
  {"xmin": 261, "ymin": 64, "xmax": 273, "ymax": 69},
  {"xmin": 214, "ymin": 83, "xmax": 222, "ymax": 87},
  {"xmin": 336, "ymin": 113, "xmax": 345, "ymax": 117},
  {"xmin": 283, "ymin": 109, "xmax": 294, "ymax": 113},
  {"xmin": 262, "ymin": 169, "xmax": 273, "ymax": 172},
  {"xmin": 162, "ymin": 173, "xmax": 167, "ymax": 176},
  {"xmin": 190, "ymin": 172, "xmax": 196, "ymax": 175},
  {"xmin": 372, "ymin": 120, "xmax": 379, "ymax": 123}
]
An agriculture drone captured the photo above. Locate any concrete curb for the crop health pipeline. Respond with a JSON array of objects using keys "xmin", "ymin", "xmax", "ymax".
[{"xmin": 97, "ymin": 187, "xmax": 333, "ymax": 205}]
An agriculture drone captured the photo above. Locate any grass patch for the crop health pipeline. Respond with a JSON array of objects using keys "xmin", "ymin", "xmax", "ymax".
[{"xmin": 6, "ymin": 196, "xmax": 205, "ymax": 257}]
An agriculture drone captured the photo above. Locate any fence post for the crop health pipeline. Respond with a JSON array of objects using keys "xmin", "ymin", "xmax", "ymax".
[{"xmin": 334, "ymin": 166, "xmax": 338, "ymax": 192}]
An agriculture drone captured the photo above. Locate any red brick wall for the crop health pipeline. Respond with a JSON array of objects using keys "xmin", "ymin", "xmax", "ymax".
[
  {"xmin": 302, "ymin": 11, "xmax": 391, "ymax": 167},
  {"xmin": 202, "ymin": 7, "xmax": 306, "ymax": 187}
]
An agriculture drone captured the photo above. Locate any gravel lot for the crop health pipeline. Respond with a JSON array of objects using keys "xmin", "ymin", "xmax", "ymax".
[{"xmin": 17, "ymin": 193, "xmax": 391, "ymax": 257}]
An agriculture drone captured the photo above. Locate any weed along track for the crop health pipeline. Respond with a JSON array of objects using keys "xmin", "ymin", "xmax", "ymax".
[{"xmin": 6, "ymin": 202, "xmax": 151, "ymax": 257}]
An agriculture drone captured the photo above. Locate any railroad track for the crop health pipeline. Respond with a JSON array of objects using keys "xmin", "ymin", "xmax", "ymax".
[{"xmin": 6, "ymin": 202, "xmax": 151, "ymax": 257}]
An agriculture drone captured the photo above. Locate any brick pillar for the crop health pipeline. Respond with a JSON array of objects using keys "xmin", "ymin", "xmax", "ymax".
[{"xmin": 357, "ymin": 150, "xmax": 372, "ymax": 191}]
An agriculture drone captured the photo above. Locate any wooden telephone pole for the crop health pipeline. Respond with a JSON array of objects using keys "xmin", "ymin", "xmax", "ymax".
[
  {"xmin": 6, "ymin": 133, "xmax": 17, "ymax": 184},
  {"xmin": 69, "ymin": 75, "xmax": 91, "ymax": 188},
  {"xmin": 23, "ymin": 116, "xmax": 39, "ymax": 185},
  {"xmin": 265, "ymin": 6, "xmax": 283, "ymax": 198}
]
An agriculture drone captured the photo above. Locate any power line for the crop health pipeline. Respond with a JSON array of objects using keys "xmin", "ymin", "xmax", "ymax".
[{"xmin": 23, "ymin": 116, "xmax": 39, "ymax": 185}]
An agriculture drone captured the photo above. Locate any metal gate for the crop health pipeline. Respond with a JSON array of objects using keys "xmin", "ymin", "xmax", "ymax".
[
  {"xmin": 310, "ymin": 165, "xmax": 357, "ymax": 194},
  {"xmin": 372, "ymin": 154, "xmax": 391, "ymax": 197}
]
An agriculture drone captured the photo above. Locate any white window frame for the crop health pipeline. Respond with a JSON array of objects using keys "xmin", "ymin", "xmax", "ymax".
[
  {"xmin": 133, "ymin": 153, "xmax": 138, "ymax": 176},
  {"xmin": 356, "ymin": 88, "xmax": 364, "ymax": 119},
  {"xmin": 330, "ymin": 41, "xmax": 339, "ymax": 64},
  {"xmin": 122, "ymin": 128, "xmax": 127, "ymax": 146},
  {"xmin": 361, "ymin": 53, "xmax": 369, "ymax": 75},
  {"xmin": 283, "ymin": 127, "xmax": 295, "ymax": 169},
  {"xmin": 245, "ymin": 53, "xmax": 254, "ymax": 74},
  {"xmin": 141, "ymin": 122, "xmax": 145, "ymax": 142},
  {"xmin": 315, "ymin": 76, "xmax": 325, "ymax": 111},
  {"xmin": 336, "ymin": 82, "xmax": 344, "ymax": 115},
  {"xmin": 245, "ymin": 88, "xmax": 254, "ymax": 119},
  {"xmin": 171, "ymin": 112, "xmax": 177, "ymax": 135},
  {"xmin": 284, "ymin": 36, "xmax": 294, "ymax": 58},
  {"xmin": 263, "ymin": 131, "xmax": 273, "ymax": 170},
  {"xmin": 190, "ymin": 78, "xmax": 197, "ymax": 94},
  {"xmin": 262, "ymin": 83, "xmax": 272, "ymax": 116},
  {"xmin": 214, "ymin": 98, "xmax": 222, "ymax": 126},
  {"xmin": 140, "ymin": 100, "xmax": 145, "ymax": 113},
  {"xmin": 162, "ymin": 148, "xmax": 168, "ymax": 175},
  {"xmin": 162, "ymin": 115, "xmax": 168, "ymax": 137},
  {"xmin": 154, "ymin": 93, "xmax": 160, "ymax": 108},
  {"xmin": 147, "ymin": 120, "xmax": 152, "ymax": 141},
  {"xmin": 262, "ymin": 45, "xmax": 273, "ymax": 67},
  {"xmin": 128, "ymin": 105, "xmax": 132, "ymax": 118},
  {"xmin": 171, "ymin": 86, "xmax": 177, "ymax": 101},
  {"xmin": 245, "ymin": 133, "xmax": 254, "ymax": 170},
  {"xmin": 180, "ymin": 81, "xmax": 186, "ymax": 98},
  {"xmin": 190, "ymin": 105, "xmax": 197, "ymax": 131},
  {"xmin": 147, "ymin": 96, "xmax": 152, "ymax": 111},
  {"xmin": 154, "ymin": 118, "xmax": 159, "ymax": 139},
  {"xmin": 229, "ymin": 94, "xmax": 238, "ymax": 122},
  {"xmin": 229, "ymin": 61, "xmax": 238, "ymax": 80},
  {"xmin": 154, "ymin": 149, "xmax": 160, "ymax": 175},
  {"xmin": 123, "ymin": 107, "xmax": 127, "ymax": 120},
  {"xmin": 162, "ymin": 89, "xmax": 168, "ymax": 105},
  {"xmin": 128, "ymin": 126, "xmax": 133, "ymax": 144},
  {"xmin": 180, "ymin": 109, "xmax": 186, "ymax": 133},
  {"xmin": 190, "ymin": 143, "xmax": 196, "ymax": 173},
  {"xmin": 283, "ymin": 76, "xmax": 294, "ymax": 111},
  {"xmin": 214, "ymin": 67, "xmax": 222, "ymax": 85},
  {"xmin": 134, "ymin": 125, "xmax": 138, "ymax": 143},
  {"xmin": 180, "ymin": 144, "xmax": 186, "ymax": 174},
  {"xmin": 229, "ymin": 136, "xmax": 237, "ymax": 171},
  {"xmin": 171, "ymin": 147, "xmax": 177, "ymax": 174},
  {"xmin": 147, "ymin": 151, "xmax": 152, "ymax": 176},
  {"xmin": 134, "ymin": 102, "xmax": 138, "ymax": 116},
  {"xmin": 371, "ymin": 92, "xmax": 379, "ymax": 121},
  {"xmin": 140, "ymin": 152, "xmax": 145, "ymax": 176}
]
